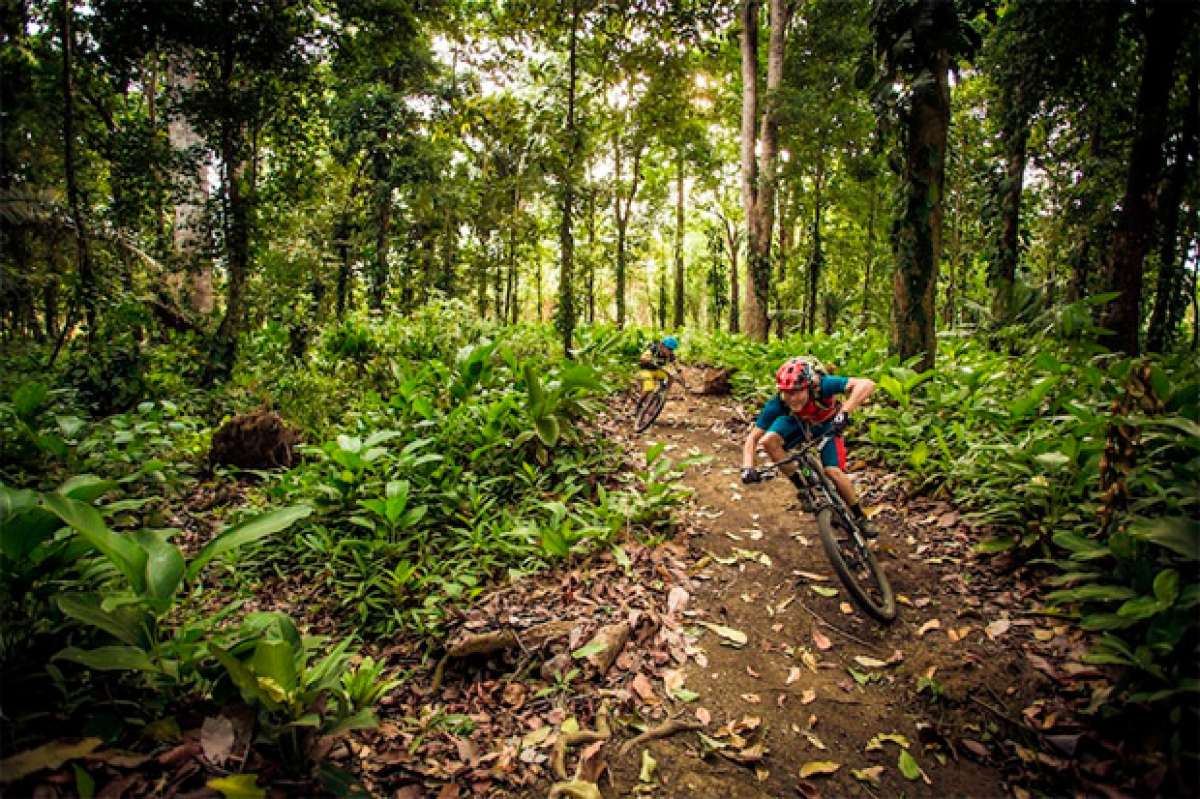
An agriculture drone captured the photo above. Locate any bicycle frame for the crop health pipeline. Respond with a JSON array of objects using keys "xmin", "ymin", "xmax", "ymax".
[{"xmin": 759, "ymin": 434, "xmax": 866, "ymax": 546}]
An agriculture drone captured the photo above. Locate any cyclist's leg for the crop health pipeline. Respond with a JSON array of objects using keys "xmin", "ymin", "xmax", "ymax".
[
  {"xmin": 763, "ymin": 417, "xmax": 806, "ymax": 480},
  {"xmin": 820, "ymin": 433, "xmax": 878, "ymax": 537},
  {"xmin": 819, "ymin": 432, "xmax": 857, "ymax": 506}
]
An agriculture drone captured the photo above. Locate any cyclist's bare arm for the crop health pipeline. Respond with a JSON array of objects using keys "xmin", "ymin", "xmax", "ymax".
[
  {"xmin": 841, "ymin": 378, "xmax": 876, "ymax": 415},
  {"xmin": 742, "ymin": 426, "xmax": 764, "ymax": 470}
]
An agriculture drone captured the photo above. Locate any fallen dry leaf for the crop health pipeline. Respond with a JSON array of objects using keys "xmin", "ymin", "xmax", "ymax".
[
  {"xmin": 801, "ymin": 689, "xmax": 817, "ymax": 705},
  {"xmin": 786, "ymin": 667, "xmax": 802, "ymax": 685},
  {"xmin": 985, "ymin": 619, "xmax": 1012, "ymax": 641},
  {"xmin": 917, "ymin": 619, "xmax": 942, "ymax": 637},
  {"xmin": 200, "ymin": 716, "xmax": 235, "ymax": 766},
  {"xmin": 799, "ymin": 760, "xmax": 840, "ymax": 778},
  {"xmin": 839, "ymin": 602, "xmax": 855, "ymax": 615},
  {"xmin": 812, "ymin": 631, "xmax": 833, "ymax": 651},
  {"xmin": 696, "ymin": 707, "xmax": 711, "ymax": 726},
  {"xmin": 740, "ymin": 693, "xmax": 762, "ymax": 704},
  {"xmin": 630, "ymin": 673, "xmax": 657, "ymax": 703}
]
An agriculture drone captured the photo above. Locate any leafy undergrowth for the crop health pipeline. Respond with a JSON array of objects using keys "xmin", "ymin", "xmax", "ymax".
[
  {"xmin": 0, "ymin": 306, "xmax": 685, "ymax": 795},
  {"xmin": 686, "ymin": 304, "xmax": 1200, "ymax": 783}
]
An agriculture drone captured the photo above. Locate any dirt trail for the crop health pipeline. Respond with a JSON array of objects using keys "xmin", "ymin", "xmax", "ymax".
[{"xmin": 605, "ymin": 387, "xmax": 1044, "ymax": 798}]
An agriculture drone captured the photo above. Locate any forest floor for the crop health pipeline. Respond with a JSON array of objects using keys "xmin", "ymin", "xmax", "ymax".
[{"xmin": 350, "ymin": 380, "xmax": 1122, "ymax": 799}]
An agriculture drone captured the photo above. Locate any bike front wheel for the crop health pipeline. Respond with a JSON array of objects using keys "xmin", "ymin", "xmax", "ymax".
[
  {"xmin": 816, "ymin": 506, "xmax": 896, "ymax": 622},
  {"xmin": 633, "ymin": 387, "xmax": 668, "ymax": 433}
]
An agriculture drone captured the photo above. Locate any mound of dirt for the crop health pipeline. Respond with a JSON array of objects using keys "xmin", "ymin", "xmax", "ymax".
[{"xmin": 209, "ymin": 409, "xmax": 301, "ymax": 469}]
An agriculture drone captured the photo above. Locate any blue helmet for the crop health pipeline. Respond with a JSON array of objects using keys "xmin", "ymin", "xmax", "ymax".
[{"xmin": 662, "ymin": 336, "xmax": 679, "ymax": 351}]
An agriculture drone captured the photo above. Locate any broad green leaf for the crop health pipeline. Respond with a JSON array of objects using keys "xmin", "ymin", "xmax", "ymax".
[
  {"xmin": 1153, "ymin": 569, "xmax": 1180, "ymax": 606},
  {"xmin": 57, "ymin": 475, "xmax": 118, "ymax": 503},
  {"xmin": 973, "ymin": 537, "xmax": 1017, "ymax": 554},
  {"xmin": 1126, "ymin": 517, "xmax": 1199, "ymax": 562},
  {"xmin": 898, "ymin": 749, "xmax": 922, "ymax": 781},
  {"xmin": 42, "ymin": 493, "xmax": 147, "ymax": 592},
  {"xmin": 133, "ymin": 530, "xmax": 185, "ymax": 605},
  {"xmin": 207, "ymin": 774, "xmax": 266, "ymax": 799},
  {"xmin": 524, "ymin": 363, "xmax": 546, "ymax": 414},
  {"xmin": 0, "ymin": 487, "xmax": 61, "ymax": 560},
  {"xmin": 324, "ymin": 708, "xmax": 378, "ymax": 737},
  {"xmin": 1079, "ymin": 613, "xmax": 1139, "ymax": 631},
  {"xmin": 55, "ymin": 645, "xmax": 158, "ymax": 673},
  {"xmin": 699, "ymin": 622, "xmax": 748, "ymax": 647},
  {"xmin": 209, "ymin": 644, "xmax": 278, "ymax": 711},
  {"xmin": 534, "ymin": 415, "xmax": 560, "ymax": 447},
  {"xmin": 251, "ymin": 639, "xmax": 299, "ymax": 693},
  {"xmin": 1051, "ymin": 531, "xmax": 1109, "ymax": 561},
  {"xmin": 0, "ymin": 737, "xmax": 101, "ymax": 784},
  {"xmin": 1045, "ymin": 584, "xmax": 1136, "ymax": 604},
  {"xmin": 811, "ymin": 585, "xmax": 839, "ymax": 598},
  {"xmin": 187, "ymin": 505, "xmax": 312, "ymax": 579},
  {"xmin": 11, "ymin": 381, "xmax": 48, "ymax": 419},
  {"xmin": 55, "ymin": 594, "xmax": 147, "ymax": 648},
  {"xmin": 571, "ymin": 641, "xmax": 607, "ymax": 660},
  {"xmin": 1116, "ymin": 596, "xmax": 1165, "ymax": 621}
]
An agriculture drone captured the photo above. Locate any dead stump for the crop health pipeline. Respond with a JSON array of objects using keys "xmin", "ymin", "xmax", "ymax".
[
  {"xmin": 691, "ymin": 366, "xmax": 735, "ymax": 396},
  {"xmin": 209, "ymin": 409, "xmax": 301, "ymax": 469}
]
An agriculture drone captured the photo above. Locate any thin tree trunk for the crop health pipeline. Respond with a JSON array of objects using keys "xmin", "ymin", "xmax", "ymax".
[
  {"xmin": 59, "ymin": 0, "xmax": 95, "ymax": 343},
  {"xmin": 673, "ymin": 152, "xmax": 686, "ymax": 328},
  {"xmin": 586, "ymin": 182, "xmax": 596, "ymax": 324},
  {"xmin": 807, "ymin": 154, "xmax": 824, "ymax": 334},
  {"xmin": 725, "ymin": 216, "xmax": 740, "ymax": 333},
  {"xmin": 371, "ymin": 190, "xmax": 390, "ymax": 309},
  {"xmin": 861, "ymin": 176, "xmax": 878, "ymax": 325},
  {"xmin": 991, "ymin": 92, "xmax": 1029, "ymax": 320},
  {"xmin": 556, "ymin": 0, "xmax": 579, "ymax": 357},
  {"xmin": 1099, "ymin": 1, "xmax": 1190, "ymax": 355},
  {"xmin": 1147, "ymin": 55, "xmax": 1198, "ymax": 352}
]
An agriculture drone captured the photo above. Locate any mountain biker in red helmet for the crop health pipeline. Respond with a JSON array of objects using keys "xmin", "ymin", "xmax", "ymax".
[{"xmin": 740, "ymin": 357, "xmax": 879, "ymax": 538}]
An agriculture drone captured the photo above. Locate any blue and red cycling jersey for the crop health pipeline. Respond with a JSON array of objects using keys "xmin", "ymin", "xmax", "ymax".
[{"xmin": 754, "ymin": 375, "xmax": 850, "ymax": 468}]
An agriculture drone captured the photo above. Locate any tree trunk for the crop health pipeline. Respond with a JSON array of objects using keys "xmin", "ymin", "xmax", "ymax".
[
  {"xmin": 738, "ymin": 0, "xmax": 765, "ymax": 339},
  {"xmin": 860, "ymin": 176, "xmax": 878, "ymax": 325},
  {"xmin": 807, "ymin": 154, "xmax": 824, "ymax": 334},
  {"xmin": 890, "ymin": 45, "xmax": 950, "ymax": 371},
  {"xmin": 167, "ymin": 55, "xmax": 213, "ymax": 315},
  {"xmin": 739, "ymin": 0, "xmax": 790, "ymax": 341},
  {"xmin": 586, "ymin": 182, "xmax": 596, "ymax": 324},
  {"xmin": 370, "ymin": 189, "xmax": 390, "ymax": 310},
  {"xmin": 59, "ymin": 1, "xmax": 95, "ymax": 343},
  {"xmin": 1099, "ymin": 1, "xmax": 1190, "ymax": 355},
  {"xmin": 673, "ymin": 153, "xmax": 686, "ymax": 328},
  {"xmin": 991, "ymin": 109, "xmax": 1029, "ymax": 320},
  {"xmin": 556, "ymin": 0, "xmax": 579, "ymax": 358},
  {"xmin": 1147, "ymin": 54, "xmax": 1198, "ymax": 352},
  {"xmin": 335, "ymin": 220, "xmax": 352, "ymax": 319},
  {"xmin": 720, "ymin": 214, "xmax": 741, "ymax": 334},
  {"xmin": 613, "ymin": 135, "xmax": 643, "ymax": 328}
]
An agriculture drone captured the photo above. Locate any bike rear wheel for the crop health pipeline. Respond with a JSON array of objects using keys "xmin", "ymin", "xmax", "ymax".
[
  {"xmin": 816, "ymin": 506, "xmax": 896, "ymax": 622},
  {"xmin": 634, "ymin": 386, "xmax": 668, "ymax": 433}
]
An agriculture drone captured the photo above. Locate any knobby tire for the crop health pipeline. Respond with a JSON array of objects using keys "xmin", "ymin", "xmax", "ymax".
[
  {"xmin": 634, "ymin": 387, "xmax": 667, "ymax": 433},
  {"xmin": 815, "ymin": 505, "xmax": 896, "ymax": 623}
]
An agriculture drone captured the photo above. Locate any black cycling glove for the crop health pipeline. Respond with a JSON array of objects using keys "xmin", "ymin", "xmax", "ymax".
[
  {"xmin": 741, "ymin": 467, "xmax": 761, "ymax": 484},
  {"xmin": 831, "ymin": 411, "xmax": 850, "ymax": 435}
]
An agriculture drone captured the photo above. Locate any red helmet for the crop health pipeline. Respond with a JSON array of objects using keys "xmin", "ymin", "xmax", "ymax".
[{"xmin": 775, "ymin": 357, "xmax": 818, "ymax": 392}]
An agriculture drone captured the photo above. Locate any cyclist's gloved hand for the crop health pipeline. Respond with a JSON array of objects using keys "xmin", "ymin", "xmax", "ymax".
[
  {"xmin": 741, "ymin": 467, "xmax": 761, "ymax": 485},
  {"xmin": 831, "ymin": 411, "xmax": 850, "ymax": 435}
]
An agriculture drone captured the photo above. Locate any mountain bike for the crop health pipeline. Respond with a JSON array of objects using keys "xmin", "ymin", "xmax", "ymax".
[
  {"xmin": 754, "ymin": 432, "xmax": 896, "ymax": 622},
  {"xmin": 633, "ymin": 367, "xmax": 683, "ymax": 433}
]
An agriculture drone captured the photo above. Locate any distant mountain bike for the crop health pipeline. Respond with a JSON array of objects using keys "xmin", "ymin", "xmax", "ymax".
[
  {"xmin": 633, "ymin": 368, "xmax": 683, "ymax": 433},
  {"xmin": 755, "ymin": 432, "xmax": 896, "ymax": 622}
]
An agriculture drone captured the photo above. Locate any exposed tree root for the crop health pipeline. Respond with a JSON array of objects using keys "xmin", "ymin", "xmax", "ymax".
[{"xmin": 617, "ymin": 718, "xmax": 703, "ymax": 757}]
